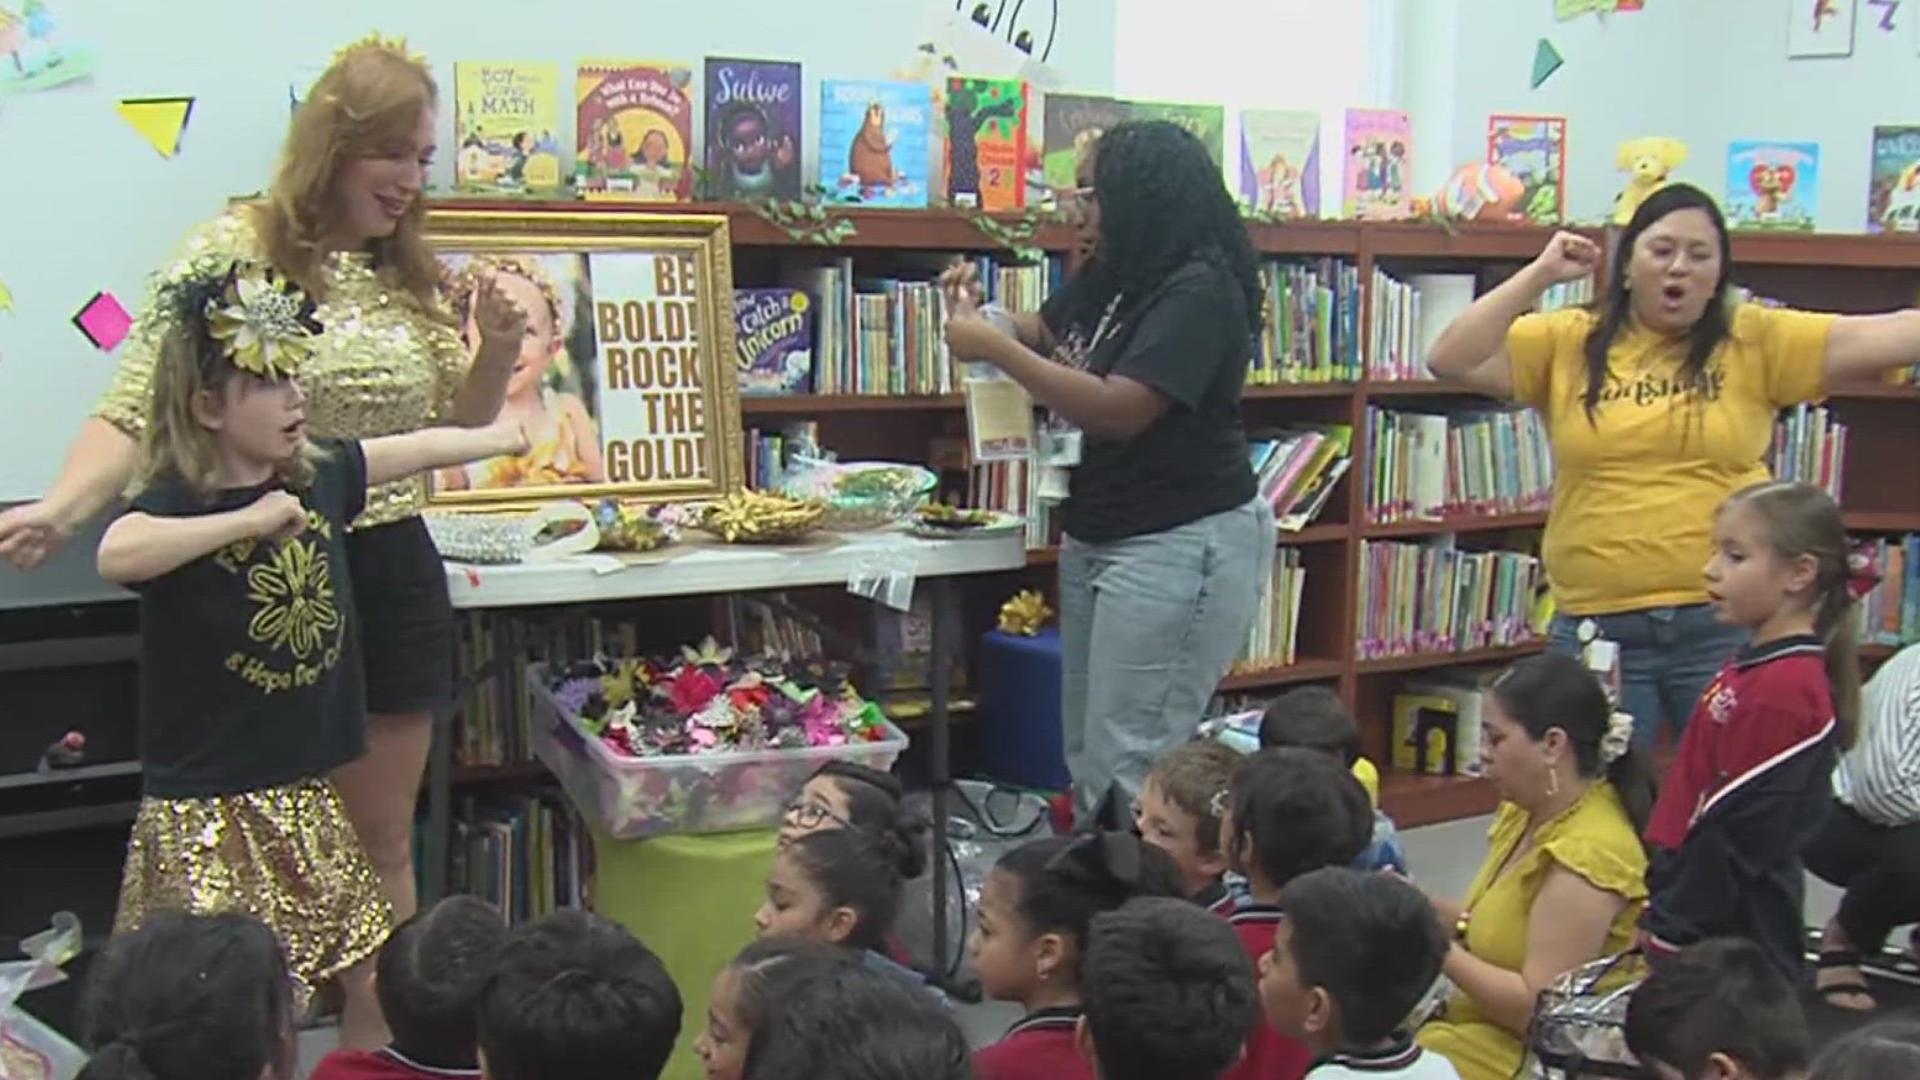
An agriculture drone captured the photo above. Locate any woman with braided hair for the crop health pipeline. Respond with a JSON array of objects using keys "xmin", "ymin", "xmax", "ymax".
[{"xmin": 943, "ymin": 119, "xmax": 1271, "ymax": 826}]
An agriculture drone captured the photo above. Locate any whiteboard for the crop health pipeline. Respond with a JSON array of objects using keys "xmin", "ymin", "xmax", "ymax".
[{"xmin": 0, "ymin": 0, "xmax": 1117, "ymax": 606}]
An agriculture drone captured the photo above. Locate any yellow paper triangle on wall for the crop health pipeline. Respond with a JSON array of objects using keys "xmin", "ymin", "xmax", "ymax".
[{"xmin": 116, "ymin": 97, "xmax": 195, "ymax": 158}]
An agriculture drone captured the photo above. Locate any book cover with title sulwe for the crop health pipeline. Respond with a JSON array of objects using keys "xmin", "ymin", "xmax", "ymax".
[
  {"xmin": 1726, "ymin": 140, "xmax": 1818, "ymax": 231},
  {"xmin": 733, "ymin": 288, "xmax": 814, "ymax": 396},
  {"xmin": 1239, "ymin": 109, "xmax": 1321, "ymax": 217},
  {"xmin": 705, "ymin": 57, "xmax": 802, "ymax": 201},
  {"xmin": 575, "ymin": 60, "xmax": 695, "ymax": 202},
  {"xmin": 820, "ymin": 79, "xmax": 932, "ymax": 208},
  {"xmin": 453, "ymin": 62, "xmax": 562, "ymax": 194},
  {"xmin": 945, "ymin": 77, "xmax": 1028, "ymax": 210},
  {"xmin": 1486, "ymin": 114, "xmax": 1566, "ymax": 223},
  {"xmin": 1344, "ymin": 108, "xmax": 1413, "ymax": 220},
  {"xmin": 1868, "ymin": 125, "xmax": 1920, "ymax": 233}
]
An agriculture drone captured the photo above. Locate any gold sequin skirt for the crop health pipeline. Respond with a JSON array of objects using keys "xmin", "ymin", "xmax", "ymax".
[{"xmin": 113, "ymin": 776, "xmax": 393, "ymax": 1006}]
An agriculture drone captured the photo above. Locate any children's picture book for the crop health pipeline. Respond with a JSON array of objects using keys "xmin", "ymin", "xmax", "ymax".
[
  {"xmin": 1344, "ymin": 108, "xmax": 1414, "ymax": 221},
  {"xmin": 453, "ymin": 62, "xmax": 562, "ymax": 195},
  {"xmin": 1726, "ymin": 140, "xmax": 1818, "ymax": 231},
  {"xmin": 733, "ymin": 288, "xmax": 814, "ymax": 396},
  {"xmin": 1868, "ymin": 125, "xmax": 1920, "ymax": 234},
  {"xmin": 704, "ymin": 58, "xmax": 802, "ymax": 201},
  {"xmin": 1239, "ymin": 109, "xmax": 1321, "ymax": 218},
  {"xmin": 1041, "ymin": 92, "xmax": 1128, "ymax": 190},
  {"xmin": 1128, "ymin": 100, "xmax": 1226, "ymax": 167},
  {"xmin": 575, "ymin": 61, "xmax": 695, "ymax": 202},
  {"xmin": 1486, "ymin": 114, "xmax": 1566, "ymax": 223},
  {"xmin": 945, "ymin": 77, "xmax": 1028, "ymax": 210},
  {"xmin": 820, "ymin": 79, "xmax": 932, "ymax": 207}
]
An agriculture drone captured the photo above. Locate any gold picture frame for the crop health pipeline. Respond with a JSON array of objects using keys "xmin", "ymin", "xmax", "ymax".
[{"xmin": 424, "ymin": 205, "xmax": 743, "ymax": 510}]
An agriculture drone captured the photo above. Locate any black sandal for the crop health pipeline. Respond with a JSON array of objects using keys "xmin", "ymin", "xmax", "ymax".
[{"xmin": 1816, "ymin": 949, "xmax": 1878, "ymax": 1011}]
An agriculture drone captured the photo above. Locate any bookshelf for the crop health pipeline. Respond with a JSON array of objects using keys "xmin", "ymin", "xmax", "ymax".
[{"xmin": 440, "ymin": 199, "xmax": 1920, "ymax": 828}]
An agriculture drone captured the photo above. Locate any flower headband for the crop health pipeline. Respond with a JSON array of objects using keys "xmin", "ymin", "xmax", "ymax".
[{"xmin": 155, "ymin": 262, "xmax": 321, "ymax": 381}]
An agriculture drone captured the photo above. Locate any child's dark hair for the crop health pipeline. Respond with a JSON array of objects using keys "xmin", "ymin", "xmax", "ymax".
[
  {"xmin": 1277, "ymin": 867, "xmax": 1446, "ymax": 1047},
  {"xmin": 1723, "ymin": 480, "xmax": 1862, "ymax": 748},
  {"xmin": 1142, "ymin": 739, "xmax": 1240, "ymax": 858},
  {"xmin": 783, "ymin": 824, "xmax": 920, "ymax": 951},
  {"xmin": 77, "ymin": 911, "xmax": 294, "ymax": 1080},
  {"xmin": 1491, "ymin": 653, "xmax": 1657, "ymax": 837},
  {"xmin": 1623, "ymin": 937, "xmax": 1809, "ymax": 1080},
  {"xmin": 476, "ymin": 909, "xmax": 682, "ymax": 1080},
  {"xmin": 808, "ymin": 759, "xmax": 921, "ymax": 849},
  {"xmin": 993, "ymin": 831, "xmax": 1182, "ymax": 983},
  {"xmin": 720, "ymin": 937, "xmax": 851, "ymax": 1052},
  {"xmin": 1810, "ymin": 1018, "xmax": 1920, "ymax": 1080},
  {"xmin": 1259, "ymin": 685, "xmax": 1361, "ymax": 766},
  {"xmin": 743, "ymin": 960, "xmax": 970, "ymax": 1080},
  {"xmin": 1081, "ymin": 896, "xmax": 1256, "ymax": 1080},
  {"xmin": 1225, "ymin": 748, "xmax": 1372, "ymax": 888},
  {"xmin": 376, "ymin": 894, "xmax": 507, "ymax": 1068}
]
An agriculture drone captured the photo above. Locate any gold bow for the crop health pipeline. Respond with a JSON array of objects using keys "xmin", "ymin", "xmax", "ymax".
[{"xmin": 997, "ymin": 590, "xmax": 1053, "ymax": 637}]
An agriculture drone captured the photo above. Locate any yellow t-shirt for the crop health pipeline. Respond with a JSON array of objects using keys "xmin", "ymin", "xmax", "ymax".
[
  {"xmin": 1508, "ymin": 305, "xmax": 1833, "ymax": 615},
  {"xmin": 1416, "ymin": 781, "xmax": 1649, "ymax": 1080}
]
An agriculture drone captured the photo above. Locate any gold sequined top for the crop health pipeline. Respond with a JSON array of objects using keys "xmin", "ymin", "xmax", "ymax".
[{"xmin": 95, "ymin": 208, "xmax": 473, "ymax": 529}]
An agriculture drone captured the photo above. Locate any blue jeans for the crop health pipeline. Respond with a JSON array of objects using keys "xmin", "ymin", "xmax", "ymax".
[
  {"xmin": 1059, "ymin": 497, "xmax": 1273, "ymax": 822},
  {"xmin": 1547, "ymin": 604, "xmax": 1749, "ymax": 746}
]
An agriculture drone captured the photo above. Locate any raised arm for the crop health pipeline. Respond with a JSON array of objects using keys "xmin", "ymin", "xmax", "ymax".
[
  {"xmin": 1425, "ymin": 231, "xmax": 1602, "ymax": 398},
  {"xmin": 1825, "ymin": 309, "xmax": 1920, "ymax": 384},
  {"xmin": 362, "ymin": 418, "xmax": 530, "ymax": 488},
  {"xmin": 97, "ymin": 491, "xmax": 306, "ymax": 585},
  {"xmin": 1440, "ymin": 864, "xmax": 1629, "ymax": 1036}
]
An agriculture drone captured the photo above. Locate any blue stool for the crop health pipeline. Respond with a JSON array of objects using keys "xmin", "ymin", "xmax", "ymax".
[{"xmin": 978, "ymin": 628, "xmax": 1070, "ymax": 792}]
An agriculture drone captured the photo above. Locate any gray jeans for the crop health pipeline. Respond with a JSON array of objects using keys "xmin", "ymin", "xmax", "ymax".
[{"xmin": 1059, "ymin": 497, "xmax": 1273, "ymax": 821}]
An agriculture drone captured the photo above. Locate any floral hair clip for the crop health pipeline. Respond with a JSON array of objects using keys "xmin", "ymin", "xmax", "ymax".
[
  {"xmin": 157, "ymin": 262, "xmax": 320, "ymax": 381},
  {"xmin": 1846, "ymin": 544, "xmax": 1884, "ymax": 601}
]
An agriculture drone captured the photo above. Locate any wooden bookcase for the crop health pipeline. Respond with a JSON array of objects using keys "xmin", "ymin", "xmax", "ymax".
[{"xmin": 448, "ymin": 200, "xmax": 1920, "ymax": 828}]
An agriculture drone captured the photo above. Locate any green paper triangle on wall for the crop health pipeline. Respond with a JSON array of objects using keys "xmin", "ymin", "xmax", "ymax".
[{"xmin": 1532, "ymin": 39, "xmax": 1565, "ymax": 90}]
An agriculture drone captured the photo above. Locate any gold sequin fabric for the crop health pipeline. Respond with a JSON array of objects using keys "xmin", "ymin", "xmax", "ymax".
[
  {"xmin": 95, "ymin": 208, "xmax": 473, "ymax": 528},
  {"xmin": 113, "ymin": 776, "xmax": 393, "ymax": 1007}
]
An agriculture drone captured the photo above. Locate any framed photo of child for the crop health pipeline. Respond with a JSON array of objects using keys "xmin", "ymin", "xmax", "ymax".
[{"xmin": 424, "ymin": 206, "xmax": 745, "ymax": 508}]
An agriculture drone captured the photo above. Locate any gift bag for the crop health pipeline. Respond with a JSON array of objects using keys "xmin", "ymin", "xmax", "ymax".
[
  {"xmin": 1, "ymin": 914, "xmax": 87, "ymax": 1080},
  {"xmin": 1523, "ymin": 949, "xmax": 1655, "ymax": 1080}
]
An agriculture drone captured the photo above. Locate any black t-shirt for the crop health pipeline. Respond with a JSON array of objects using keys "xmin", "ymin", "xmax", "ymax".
[
  {"xmin": 1040, "ymin": 259, "xmax": 1256, "ymax": 543},
  {"xmin": 128, "ymin": 438, "xmax": 369, "ymax": 799}
]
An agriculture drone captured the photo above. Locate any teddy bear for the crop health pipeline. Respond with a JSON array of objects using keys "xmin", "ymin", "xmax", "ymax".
[{"xmin": 1613, "ymin": 136, "xmax": 1688, "ymax": 225}]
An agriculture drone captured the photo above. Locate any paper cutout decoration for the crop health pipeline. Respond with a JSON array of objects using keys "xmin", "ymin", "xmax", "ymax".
[
  {"xmin": 116, "ymin": 97, "xmax": 194, "ymax": 158},
  {"xmin": 72, "ymin": 291, "xmax": 132, "ymax": 352},
  {"xmin": 1867, "ymin": 0, "xmax": 1898, "ymax": 31},
  {"xmin": 1789, "ymin": 0, "xmax": 1857, "ymax": 57},
  {"xmin": 0, "ymin": 2, "xmax": 95, "ymax": 96},
  {"xmin": 0, "ymin": 279, "xmax": 13, "ymax": 314},
  {"xmin": 1531, "ymin": 39, "xmax": 1565, "ymax": 89}
]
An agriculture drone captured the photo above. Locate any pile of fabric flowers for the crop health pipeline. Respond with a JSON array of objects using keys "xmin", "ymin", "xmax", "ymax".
[{"xmin": 549, "ymin": 636, "xmax": 889, "ymax": 758}]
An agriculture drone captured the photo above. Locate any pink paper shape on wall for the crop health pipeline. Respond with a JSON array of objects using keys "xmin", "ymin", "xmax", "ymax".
[{"xmin": 72, "ymin": 291, "xmax": 132, "ymax": 351}]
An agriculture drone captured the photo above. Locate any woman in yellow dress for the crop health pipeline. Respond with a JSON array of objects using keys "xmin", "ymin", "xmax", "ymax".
[
  {"xmin": 1413, "ymin": 654, "xmax": 1653, "ymax": 1080},
  {"xmin": 0, "ymin": 36, "xmax": 528, "ymax": 929}
]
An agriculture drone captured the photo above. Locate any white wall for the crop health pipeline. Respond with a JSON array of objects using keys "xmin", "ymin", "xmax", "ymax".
[{"xmin": 1396, "ymin": 0, "xmax": 1916, "ymax": 226}]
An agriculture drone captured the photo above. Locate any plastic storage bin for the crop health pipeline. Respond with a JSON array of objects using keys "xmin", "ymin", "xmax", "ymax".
[{"xmin": 528, "ymin": 664, "xmax": 910, "ymax": 840}]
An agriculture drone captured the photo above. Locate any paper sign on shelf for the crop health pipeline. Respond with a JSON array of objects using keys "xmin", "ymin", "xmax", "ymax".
[
  {"xmin": 72, "ymin": 291, "xmax": 133, "ymax": 352},
  {"xmin": 116, "ymin": 96, "xmax": 195, "ymax": 158}
]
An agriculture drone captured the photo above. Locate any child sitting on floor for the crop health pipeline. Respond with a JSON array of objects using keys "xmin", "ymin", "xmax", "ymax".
[
  {"xmin": 1623, "ymin": 937, "xmax": 1810, "ymax": 1080},
  {"xmin": 312, "ymin": 895, "xmax": 507, "ymax": 1080},
  {"xmin": 970, "ymin": 832, "xmax": 1183, "ymax": 1080},
  {"xmin": 1259, "ymin": 867, "xmax": 1457, "ymax": 1079},
  {"xmin": 1810, "ymin": 1019, "xmax": 1920, "ymax": 1080},
  {"xmin": 1260, "ymin": 686, "xmax": 1408, "ymax": 874},
  {"xmin": 742, "ymin": 959, "xmax": 971, "ymax": 1080},
  {"xmin": 1222, "ymin": 748, "xmax": 1376, "ymax": 1080},
  {"xmin": 1077, "ymin": 896, "xmax": 1258, "ymax": 1080},
  {"xmin": 755, "ymin": 823, "xmax": 931, "ymax": 989},
  {"xmin": 1134, "ymin": 739, "xmax": 1240, "ymax": 914},
  {"xmin": 476, "ymin": 910, "xmax": 683, "ymax": 1080},
  {"xmin": 695, "ymin": 937, "xmax": 850, "ymax": 1080}
]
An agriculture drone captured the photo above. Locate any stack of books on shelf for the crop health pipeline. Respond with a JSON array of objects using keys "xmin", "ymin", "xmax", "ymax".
[
  {"xmin": 1364, "ymin": 407, "xmax": 1552, "ymax": 523},
  {"xmin": 1252, "ymin": 259, "xmax": 1360, "ymax": 384},
  {"xmin": 450, "ymin": 792, "xmax": 590, "ymax": 924},
  {"xmin": 453, "ymin": 612, "xmax": 536, "ymax": 769},
  {"xmin": 1253, "ymin": 426, "xmax": 1352, "ymax": 531},
  {"xmin": 1855, "ymin": 533, "xmax": 1920, "ymax": 647},
  {"xmin": 1231, "ymin": 548, "xmax": 1306, "ymax": 672},
  {"xmin": 744, "ymin": 421, "xmax": 822, "ymax": 489},
  {"xmin": 966, "ymin": 457, "xmax": 1056, "ymax": 549},
  {"xmin": 1367, "ymin": 272, "xmax": 1478, "ymax": 383},
  {"xmin": 1356, "ymin": 538, "xmax": 1542, "ymax": 660},
  {"xmin": 959, "ymin": 255, "xmax": 1061, "ymax": 314},
  {"xmin": 1771, "ymin": 403, "xmax": 1847, "ymax": 499}
]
